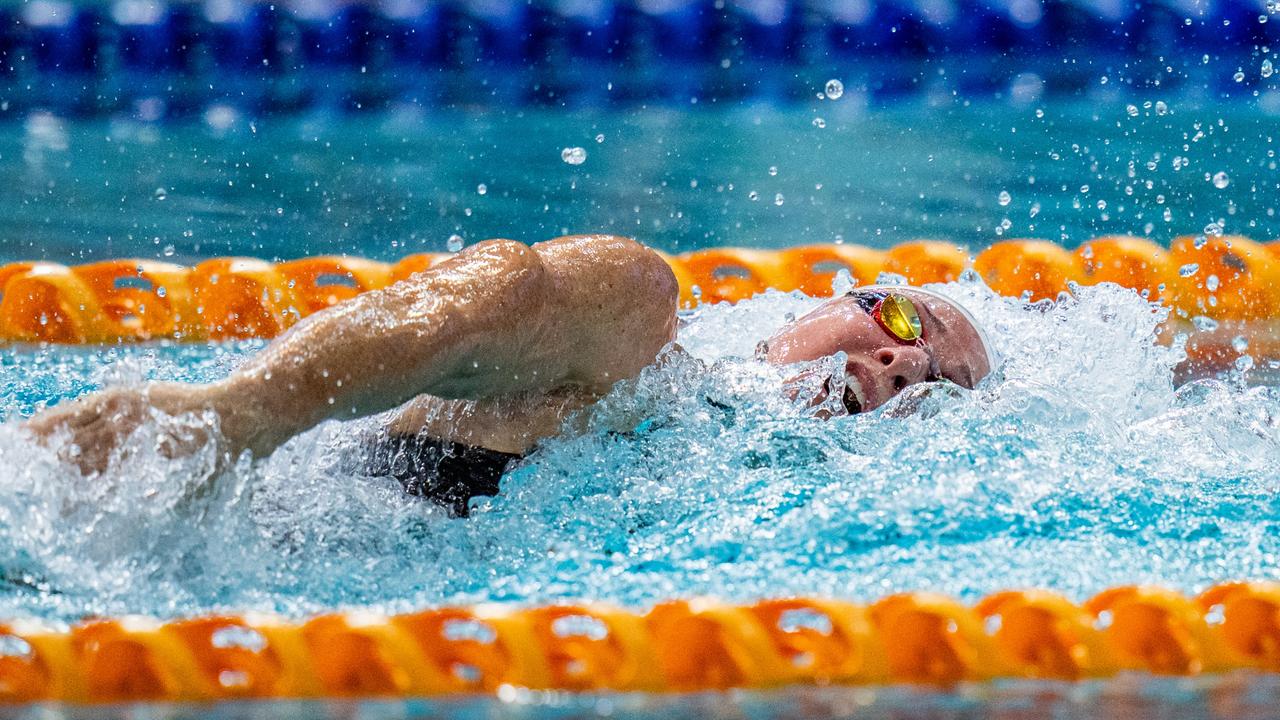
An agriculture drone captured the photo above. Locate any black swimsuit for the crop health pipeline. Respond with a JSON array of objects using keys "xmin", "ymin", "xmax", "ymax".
[{"xmin": 366, "ymin": 434, "xmax": 523, "ymax": 517}]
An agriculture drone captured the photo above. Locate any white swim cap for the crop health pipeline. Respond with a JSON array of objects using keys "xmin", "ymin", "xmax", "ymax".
[{"xmin": 858, "ymin": 284, "xmax": 1000, "ymax": 375}]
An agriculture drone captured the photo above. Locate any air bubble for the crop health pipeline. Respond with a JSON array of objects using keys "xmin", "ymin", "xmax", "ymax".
[
  {"xmin": 824, "ymin": 79, "xmax": 844, "ymax": 100},
  {"xmin": 1205, "ymin": 274, "xmax": 1220, "ymax": 292},
  {"xmin": 447, "ymin": 234, "xmax": 464, "ymax": 252},
  {"xmin": 560, "ymin": 147, "xmax": 587, "ymax": 165},
  {"xmin": 998, "ymin": 190, "xmax": 1012, "ymax": 206},
  {"xmin": 1264, "ymin": 59, "xmax": 1275, "ymax": 78},
  {"xmin": 774, "ymin": 193, "xmax": 785, "ymax": 206},
  {"xmin": 476, "ymin": 184, "xmax": 487, "ymax": 195},
  {"xmin": 812, "ymin": 118, "xmax": 826, "ymax": 128},
  {"xmin": 1193, "ymin": 315, "xmax": 1219, "ymax": 331},
  {"xmin": 1179, "ymin": 263, "xmax": 1200, "ymax": 277},
  {"xmin": 1212, "ymin": 171, "xmax": 1230, "ymax": 189}
]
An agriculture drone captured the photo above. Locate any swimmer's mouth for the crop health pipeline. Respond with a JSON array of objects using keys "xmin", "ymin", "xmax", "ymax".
[{"xmin": 840, "ymin": 376, "xmax": 865, "ymax": 415}]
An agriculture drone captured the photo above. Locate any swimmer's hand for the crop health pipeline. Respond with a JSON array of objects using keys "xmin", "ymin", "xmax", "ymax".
[{"xmin": 24, "ymin": 383, "xmax": 218, "ymax": 476}]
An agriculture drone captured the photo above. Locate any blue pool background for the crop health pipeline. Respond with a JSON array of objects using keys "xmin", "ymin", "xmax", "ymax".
[{"xmin": 1, "ymin": 97, "xmax": 1278, "ymax": 264}]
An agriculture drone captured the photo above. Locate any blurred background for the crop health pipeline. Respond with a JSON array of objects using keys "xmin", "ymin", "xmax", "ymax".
[{"xmin": 0, "ymin": 0, "xmax": 1271, "ymax": 261}]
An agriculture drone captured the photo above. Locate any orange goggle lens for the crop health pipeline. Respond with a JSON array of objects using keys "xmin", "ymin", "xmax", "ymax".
[{"xmin": 873, "ymin": 294, "xmax": 924, "ymax": 343}]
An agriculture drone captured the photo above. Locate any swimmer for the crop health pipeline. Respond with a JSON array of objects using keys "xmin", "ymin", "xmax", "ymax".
[{"xmin": 24, "ymin": 235, "xmax": 993, "ymax": 515}]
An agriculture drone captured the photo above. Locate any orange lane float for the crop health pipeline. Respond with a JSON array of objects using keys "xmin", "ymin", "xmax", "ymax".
[
  {"xmin": 1077, "ymin": 236, "xmax": 1175, "ymax": 303},
  {"xmin": 275, "ymin": 257, "xmax": 393, "ymax": 316},
  {"xmin": 882, "ymin": 241, "xmax": 969, "ymax": 285},
  {"xmin": 674, "ymin": 247, "xmax": 792, "ymax": 305},
  {"xmin": 1197, "ymin": 583, "xmax": 1280, "ymax": 671},
  {"xmin": 389, "ymin": 253, "xmax": 448, "ymax": 284},
  {"xmin": 189, "ymin": 258, "xmax": 299, "ymax": 341},
  {"xmin": 1, "ymin": 236, "xmax": 1279, "ymax": 344},
  {"xmin": 973, "ymin": 239, "xmax": 1084, "ymax": 302},
  {"xmin": 2, "ymin": 585, "xmax": 1280, "ymax": 702}
]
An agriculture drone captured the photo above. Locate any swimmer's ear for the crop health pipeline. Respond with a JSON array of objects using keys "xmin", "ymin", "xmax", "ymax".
[{"xmin": 883, "ymin": 382, "xmax": 966, "ymax": 419}]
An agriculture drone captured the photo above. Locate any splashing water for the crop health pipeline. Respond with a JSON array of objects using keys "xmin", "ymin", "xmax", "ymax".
[{"xmin": 0, "ymin": 279, "xmax": 1277, "ymax": 622}]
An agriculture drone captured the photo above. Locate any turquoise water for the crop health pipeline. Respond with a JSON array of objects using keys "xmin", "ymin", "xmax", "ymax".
[
  {"xmin": 0, "ymin": 276, "xmax": 1277, "ymax": 621},
  {"xmin": 0, "ymin": 94, "xmax": 1277, "ymax": 263},
  {"xmin": 0, "ymin": 95, "xmax": 1277, "ymax": 623}
]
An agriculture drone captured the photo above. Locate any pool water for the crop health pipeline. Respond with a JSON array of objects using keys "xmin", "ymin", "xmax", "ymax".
[
  {"xmin": 0, "ymin": 92, "xmax": 1277, "ymax": 264},
  {"xmin": 0, "ymin": 274, "xmax": 1277, "ymax": 622},
  {"xmin": 0, "ymin": 88, "xmax": 1278, "ymax": 625}
]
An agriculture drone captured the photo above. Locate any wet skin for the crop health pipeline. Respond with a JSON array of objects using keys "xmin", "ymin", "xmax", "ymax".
[
  {"xmin": 25, "ymin": 237, "xmax": 991, "ymax": 475},
  {"xmin": 761, "ymin": 288, "xmax": 993, "ymax": 413}
]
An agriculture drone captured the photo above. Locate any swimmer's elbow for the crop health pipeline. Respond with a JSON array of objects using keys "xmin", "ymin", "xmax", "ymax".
[
  {"xmin": 390, "ymin": 238, "xmax": 549, "ymax": 320},
  {"xmin": 646, "ymin": 249, "xmax": 680, "ymax": 316}
]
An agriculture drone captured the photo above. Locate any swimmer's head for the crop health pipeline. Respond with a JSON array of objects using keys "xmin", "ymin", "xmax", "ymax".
[{"xmin": 761, "ymin": 286, "xmax": 995, "ymax": 413}]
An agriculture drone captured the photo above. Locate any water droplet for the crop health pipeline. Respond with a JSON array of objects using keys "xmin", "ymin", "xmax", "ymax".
[
  {"xmin": 561, "ymin": 147, "xmax": 587, "ymax": 165},
  {"xmin": 1179, "ymin": 263, "xmax": 1200, "ymax": 277},
  {"xmin": 824, "ymin": 79, "xmax": 844, "ymax": 100},
  {"xmin": 812, "ymin": 117, "xmax": 826, "ymax": 128},
  {"xmin": 997, "ymin": 190, "xmax": 1012, "ymax": 206},
  {"xmin": 447, "ymin": 234, "xmax": 464, "ymax": 252},
  {"xmin": 1193, "ymin": 315, "xmax": 1219, "ymax": 331},
  {"xmin": 774, "ymin": 193, "xmax": 785, "ymax": 206},
  {"xmin": 1263, "ymin": 59, "xmax": 1275, "ymax": 78},
  {"xmin": 476, "ymin": 183, "xmax": 487, "ymax": 195},
  {"xmin": 1212, "ymin": 171, "xmax": 1230, "ymax": 189},
  {"xmin": 1206, "ymin": 274, "xmax": 1220, "ymax": 291}
]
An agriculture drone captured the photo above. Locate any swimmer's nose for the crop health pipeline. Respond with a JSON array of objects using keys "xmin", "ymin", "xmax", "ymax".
[{"xmin": 873, "ymin": 345, "xmax": 931, "ymax": 395}]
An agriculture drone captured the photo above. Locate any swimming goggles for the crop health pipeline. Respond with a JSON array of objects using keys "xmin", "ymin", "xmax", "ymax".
[{"xmin": 846, "ymin": 289, "xmax": 925, "ymax": 344}]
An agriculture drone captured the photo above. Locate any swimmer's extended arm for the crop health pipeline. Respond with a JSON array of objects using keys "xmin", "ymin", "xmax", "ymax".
[{"xmin": 26, "ymin": 236, "xmax": 678, "ymax": 470}]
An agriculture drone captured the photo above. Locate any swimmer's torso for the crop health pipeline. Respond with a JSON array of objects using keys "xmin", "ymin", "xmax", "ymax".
[{"xmin": 385, "ymin": 388, "xmax": 597, "ymax": 456}]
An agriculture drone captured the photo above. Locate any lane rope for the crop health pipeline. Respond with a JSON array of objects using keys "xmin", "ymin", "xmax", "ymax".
[
  {"xmin": 0, "ymin": 236, "xmax": 1267, "ymax": 347},
  {"xmin": 0, "ymin": 583, "xmax": 1278, "ymax": 701}
]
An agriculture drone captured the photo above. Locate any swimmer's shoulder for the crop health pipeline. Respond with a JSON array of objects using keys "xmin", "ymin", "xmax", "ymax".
[{"xmin": 533, "ymin": 234, "xmax": 679, "ymax": 311}]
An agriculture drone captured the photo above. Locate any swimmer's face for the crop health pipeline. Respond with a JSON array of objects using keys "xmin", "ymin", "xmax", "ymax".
[{"xmin": 762, "ymin": 288, "xmax": 992, "ymax": 413}]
